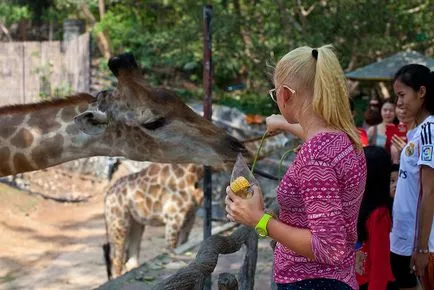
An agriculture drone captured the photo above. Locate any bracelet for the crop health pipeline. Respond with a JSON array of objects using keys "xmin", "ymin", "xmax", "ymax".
[{"xmin": 415, "ymin": 248, "xmax": 429, "ymax": 254}]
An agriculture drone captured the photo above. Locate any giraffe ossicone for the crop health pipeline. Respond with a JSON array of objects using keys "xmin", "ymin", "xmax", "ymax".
[{"xmin": 0, "ymin": 53, "xmax": 247, "ymax": 177}]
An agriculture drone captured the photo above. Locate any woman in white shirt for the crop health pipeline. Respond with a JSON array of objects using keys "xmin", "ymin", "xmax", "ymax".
[{"xmin": 391, "ymin": 64, "xmax": 434, "ymax": 290}]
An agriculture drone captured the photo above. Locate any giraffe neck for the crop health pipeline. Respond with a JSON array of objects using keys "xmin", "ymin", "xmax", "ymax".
[{"xmin": 0, "ymin": 98, "xmax": 117, "ymax": 176}]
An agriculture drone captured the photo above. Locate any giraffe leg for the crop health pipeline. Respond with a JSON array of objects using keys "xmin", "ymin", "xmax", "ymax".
[
  {"xmin": 105, "ymin": 195, "xmax": 131, "ymax": 279},
  {"xmin": 110, "ymin": 223, "xmax": 130, "ymax": 278},
  {"xmin": 177, "ymin": 208, "xmax": 197, "ymax": 247},
  {"xmin": 124, "ymin": 219, "xmax": 145, "ymax": 272},
  {"xmin": 165, "ymin": 213, "xmax": 183, "ymax": 249}
]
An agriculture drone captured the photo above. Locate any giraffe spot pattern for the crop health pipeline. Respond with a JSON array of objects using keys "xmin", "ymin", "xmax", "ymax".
[
  {"xmin": 148, "ymin": 164, "xmax": 160, "ymax": 176},
  {"xmin": 27, "ymin": 109, "xmax": 62, "ymax": 135},
  {"xmin": 10, "ymin": 128, "xmax": 34, "ymax": 148},
  {"xmin": 149, "ymin": 185, "xmax": 160, "ymax": 198},
  {"xmin": 0, "ymin": 147, "xmax": 11, "ymax": 162},
  {"xmin": 65, "ymin": 125, "xmax": 80, "ymax": 135},
  {"xmin": 134, "ymin": 190, "xmax": 145, "ymax": 200},
  {"xmin": 145, "ymin": 197, "xmax": 152, "ymax": 210},
  {"xmin": 13, "ymin": 153, "xmax": 36, "ymax": 173},
  {"xmin": 173, "ymin": 164, "xmax": 184, "ymax": 178},
  {"xmin": 0, "ymin": 123, "xmax": 19, "ymax": 139},
  {"xmin": 104, "ymin": 163, "xmax": 208, "ymax": 278},
  {"xmin": 135, "ymin": 200, "xmax": 149, "ymax": 216},
  {"xmin": 186, "ymin": 174, "xmax": 195, "ymax": 184},
  {"xmin": 31, "ymin": 135, "xmax": 64, "ymax": 169}
]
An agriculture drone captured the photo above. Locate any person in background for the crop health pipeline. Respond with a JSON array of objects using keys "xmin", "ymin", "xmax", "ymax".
[
  {"xmin": 225, "ymin": 45, "xmax": 366, "ymax": 289},
  {"xmin": 351, "ymin": 99, "xmax": 369, "ymax": 146},
  {"xmin": 391, "ymin": 106, "xmax": 415, "ymax": 165},
  {"xmin": 356, "ymin": 146, "xmax": 397, "ymax": 290},
  {"xmin": 363, "ymin": 98, "xmax": 383, "ymax": 130},
  {"xmin": 390, "ymin": 64, "xmax": 434, "ymax": 290},
  {"xmin": 367, "ymin": 99, "xmax": 396, "ymax": 151}
]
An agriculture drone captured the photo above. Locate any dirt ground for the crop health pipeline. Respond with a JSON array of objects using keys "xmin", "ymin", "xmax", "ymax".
[{"xmin": 0, "ymin": 183, "xmax": 274, "ymax": 290}]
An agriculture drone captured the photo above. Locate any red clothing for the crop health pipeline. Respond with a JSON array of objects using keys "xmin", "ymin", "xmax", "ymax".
[
  {"xmin": 356, "ymin": 207, "xmax": 395, "ymax": 289},
  {"xmin": 358, "ymin": 128, "xmax": 369, "ymax": 147}
]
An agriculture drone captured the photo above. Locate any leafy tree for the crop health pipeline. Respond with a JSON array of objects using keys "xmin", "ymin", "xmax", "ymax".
[{"xmin": 1, "ymin": 0, "xmax": 433, "ymax": 115}]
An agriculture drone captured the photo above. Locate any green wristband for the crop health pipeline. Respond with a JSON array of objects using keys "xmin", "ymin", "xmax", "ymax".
[{"xmin": 255, "ymin": 213, "xmax": 272, "ymax": 238}]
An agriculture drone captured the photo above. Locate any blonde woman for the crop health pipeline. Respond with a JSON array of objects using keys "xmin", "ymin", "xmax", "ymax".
[{"xmin": 225, "ymin": 45, "xmax": 367, "ymax": 289}]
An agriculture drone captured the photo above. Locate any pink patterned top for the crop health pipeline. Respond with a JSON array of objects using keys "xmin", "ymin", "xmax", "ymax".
[{"xmin": 274, "ymin": 131, "xmax": 367, "ymax": 289}]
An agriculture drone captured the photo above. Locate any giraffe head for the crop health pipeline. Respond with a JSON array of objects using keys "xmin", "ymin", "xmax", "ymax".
[{"xmin": 74, "ymin": 53, "xmax": 247, "ymax": 167}]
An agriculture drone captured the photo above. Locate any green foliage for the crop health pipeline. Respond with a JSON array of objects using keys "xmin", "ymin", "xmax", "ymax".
[
  {"xmin": 33, "ymin": 60, "xmax": 73, "ymax": 100},
  {"xmin": 91, "ymin": 0, "xmax": 434, "ymax": 114},
  {"xmin": 4, "ymin": 0, "xmax": 434, "ymax": 115},
  {"xmin": 0, "ymin": 2, "xmax": 31, "ymax": 26},
  {"xmin": 217, "ymin": 91, "xmax": 279, "ymax": 116}
]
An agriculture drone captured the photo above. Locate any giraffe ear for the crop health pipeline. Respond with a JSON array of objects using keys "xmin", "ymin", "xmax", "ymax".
[{"xmin": 73, "ymin": 111, "xmax": 108, "ymax": 135}]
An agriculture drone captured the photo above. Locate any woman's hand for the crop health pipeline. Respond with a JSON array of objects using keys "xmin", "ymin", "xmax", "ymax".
[
  {"xmin": 391, "ymin": 135, "xmax": 407, "ymax": 153},
  {"xmin": 225, "ymin": 185, "xmax": 265, "ymax": 228},
  {"xmin": 411, "ymin": 252, "xmax": 429, "ymax": 279},
  {"xmin": 391, "ymin": 143, "xmax": 401, "ymax": 165},
  {"xmin": 265, "ymin": 114, "xmax": 286, "ymax": 133}
]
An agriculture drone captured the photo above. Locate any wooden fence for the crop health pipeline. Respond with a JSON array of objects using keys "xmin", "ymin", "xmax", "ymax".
[{"xmin": 0, "ymin": 32, "xmax": 90, "ymax": 106}]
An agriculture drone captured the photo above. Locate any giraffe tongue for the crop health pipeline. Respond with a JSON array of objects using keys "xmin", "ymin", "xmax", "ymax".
[{"xmin": 108, "ymin": 53, "xmax": 138, "ymax": 76}]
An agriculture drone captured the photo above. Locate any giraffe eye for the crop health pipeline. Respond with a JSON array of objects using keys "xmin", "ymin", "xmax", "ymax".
[{"xmin": 141, "ymin": 117, "xmax": 166, "ymax": 130}]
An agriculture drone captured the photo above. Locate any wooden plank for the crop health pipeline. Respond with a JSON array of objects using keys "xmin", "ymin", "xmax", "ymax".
[
  {"xmin": 0, "ymin": 42, "xmax": 24, "ymax": 106},
  {"xmin": 0, "ymin": 33, "xmax": 90, "ymax": 106},
  {"xmin": 23, "ymin": 41, "xmax": 41, "ymax": 103}
]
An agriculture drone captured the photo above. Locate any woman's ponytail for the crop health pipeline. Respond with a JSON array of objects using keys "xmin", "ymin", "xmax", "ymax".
[{"xmin": 313, "ymin": 45, "xmax": 362, "ymax": 150}]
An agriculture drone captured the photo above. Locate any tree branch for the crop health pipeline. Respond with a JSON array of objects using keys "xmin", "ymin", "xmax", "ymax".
[
  {"xmin": 0, "ymin": 21, "xmax": 12, "ymax": 41},
  {"xmin": 80, "ymin": 2, "xmax": 111, "ymax": 59},
  {"xmin": 96, "ymin": 225, "xmax": 258, "ymax": 290}
]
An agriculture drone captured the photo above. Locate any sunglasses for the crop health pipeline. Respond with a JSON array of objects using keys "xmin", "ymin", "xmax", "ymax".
[{"xmin": 269, "ymin": 85, "xmax": 296, "ymax": 103}]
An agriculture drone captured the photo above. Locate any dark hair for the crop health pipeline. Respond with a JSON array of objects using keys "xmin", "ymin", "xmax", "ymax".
[
  {"xmin": 369, "ymin": 97, "xmax": 383, "ymax": 107},
  {"xmin": 381, "ymin": 99, "xmax": 399, "ymax": 124},
  {"xmin": 350, "ymin": 99, "xmax": 355, "ymax": 112},
  {"xmin": 394, "ymin": 64, "xmax": 434, "ymax": 114},
  {"xmin": 391, "ymin": 163, "xmax": 400, "ymax": 172},
  {"xmin": 364, "ymin": 109, "xmax": 382, "ymax": 126},
  {"xmin": 381, "ymin": 99, "xmax": 395, "ymax": 108},
  {"xmin": 357, "ymin": 146, "xmax": 393, "ymax": 242}
]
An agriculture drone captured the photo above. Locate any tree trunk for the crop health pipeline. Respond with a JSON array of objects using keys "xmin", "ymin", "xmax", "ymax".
[
  {"xmin": 238, "ymin": 229, "xmax": 258, "ymax": 290},
  {"xmin": 99, "ymin": 0, "xmax": 106, "ymax": 18},
  {"xmin": 81, "ymin": 2, "xmax": 111, "ymax": 59},
  {"xmin": 0, "ymin": 21, "xmax": 12, "ymax": 41},
  {"xmin": 19, "ymin": 20, "xmax": 28, "ymax": 41}
]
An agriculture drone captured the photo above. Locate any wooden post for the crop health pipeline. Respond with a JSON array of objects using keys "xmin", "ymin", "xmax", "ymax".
[
  {"xmin": 238, "ymin": 228, "xmax": 258, "ymax": 290},
  {"xmin": 203, "ymin": 4, "xmax": 213, "ymax": 290}
]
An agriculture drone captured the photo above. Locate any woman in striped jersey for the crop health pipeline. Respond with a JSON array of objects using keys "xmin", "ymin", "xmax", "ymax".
[{"xmin": 390, "ymin": 64, "xmax": 434, "ymax": 290}]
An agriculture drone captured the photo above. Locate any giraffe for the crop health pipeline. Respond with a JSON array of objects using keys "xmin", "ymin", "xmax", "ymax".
[
  {"xmin": 102, "ymin": 133, "xmax": 293, "ymax": 279},
  {"xmin": 0, "ymin": 53, "xmax": 246, "ymax": 177}
]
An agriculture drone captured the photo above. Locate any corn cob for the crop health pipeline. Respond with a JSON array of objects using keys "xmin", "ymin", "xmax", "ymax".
[{"xmin": 230, "ymin": 176, "xmax": 251, "ymax": 198}]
